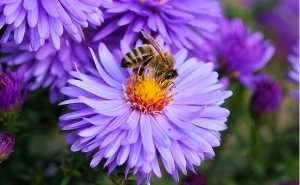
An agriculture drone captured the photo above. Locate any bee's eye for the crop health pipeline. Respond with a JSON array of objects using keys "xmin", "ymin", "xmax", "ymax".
[{"xmin": 165, "ymin": 72, "xmax": 173, "ymax": 79}]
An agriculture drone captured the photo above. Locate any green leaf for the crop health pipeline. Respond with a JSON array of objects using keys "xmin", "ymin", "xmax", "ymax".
[{"xmin": 61, "ymin": 176, "xmax": 71, "ymax": 185}]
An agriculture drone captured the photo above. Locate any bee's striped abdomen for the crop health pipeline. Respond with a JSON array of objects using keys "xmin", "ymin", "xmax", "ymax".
[
  {"xmin": 121, "ymin": 45, "xmax": 155, "ymax": 68},
  {"xmin": 125, "ymin": 50, "xmax": 137, "ymax": 65}
]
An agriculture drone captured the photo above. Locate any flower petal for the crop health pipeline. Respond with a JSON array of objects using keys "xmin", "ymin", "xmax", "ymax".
[
  {"xmin": 150, "ymin": 115, "xmax": 171, "ymax": 148},
  {"xmin": 140, "ymin": 113, "xmax": 155, "ymax": 158},
  {"xmin": 190, "ymin": 118, "xmax": 228, "ymax": 131},
  {"xmin": 117, "ymin": 145, "xmax": 130, "ymax": 165},
  {"xmin": 154, "ymin": 114, "xmax": 183, "ymax": 140},
  {"xmin": 88, "ymin": 48, "xmax": 122, "ymax": 89},
  {"xmin": 128, "ymin": 139, "xmax": 142, "ymax": 168}
]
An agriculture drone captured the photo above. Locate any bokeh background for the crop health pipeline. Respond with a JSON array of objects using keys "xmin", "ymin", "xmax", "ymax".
[{"xmin": 0, "ymin": 0, "xmax": 299, "ymax": 185}]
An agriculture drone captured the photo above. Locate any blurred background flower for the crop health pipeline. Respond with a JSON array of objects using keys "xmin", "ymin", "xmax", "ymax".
[
  {"xmin": 0, "ymin": 0, "xmax": 110, "ymax": 51},
  {"xmin": 250, "ymin": 77, "xmax": 282, "ymax": 115},
  {"xmin": 0, "ymin": 65, "xmax": 29, "ymax": 112},
  {"xmin": 180, "ymin": 173, "xmax": 206, "ymax": 185},
  {"xmin": 0, "ymin": 30, "xmax": 97, "ymax": 103},
  {"xmin": 280, "ymin": 181, "xmax": 300, "ymax": 185},
  {"xmin": 286, "ymin": 41, "xmax": 299, "ymax": 99},
  {"xmin": 96, "ymin": 0, "xmax": 222, "ymax": 60},
  {"xmin": 255, "ymin": 0, "xmax": 299, "ymax": 59},
  {"xmin": 0, "ymin": 132, "xmax": 15, "ymax": 163},
  {"xmin": 214, "ymin": 18, "xmax": 275, "ymax": 90}
]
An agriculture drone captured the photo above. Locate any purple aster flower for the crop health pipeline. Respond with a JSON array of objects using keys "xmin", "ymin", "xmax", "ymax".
[
  {"xmin": 216, "ymin": 18, "xmax": 275, "ymax": 90},
  {"xmin": 95, "ymin": 0, "xmax": 221, "ymax": 60},
  {"xmin": 0, "ymin": 65, "xmax": 29, "ymax": 112},
  {"xmin": 255, "ymin": 0, "xmax": 299, "ymax": 59},
  {"xmin": 58, "ymin": 38, "xmax": 232, "ymax": 184},
  {"xmin": 0, "ymin": 132, "xmax": 15, "ymax": 162},
  {"xmin": 287, "ymin": 41, "xmax": 299, "ymax": 99},
  {"xmin": 0, "ymin": 31, "xmax": 97, "ymax": 103},
  {"xmin": 0, "ymin": 0, "xmax": 110, "ymax": 51},
  {"xmin": 250, "ymin": 77, "xmax": 283, "ymax": 115}
]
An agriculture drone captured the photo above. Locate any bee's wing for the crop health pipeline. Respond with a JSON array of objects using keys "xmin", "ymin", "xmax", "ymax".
[{"xmin": 141, "ymin": 28, "xmax": 168, "ymax": 64}]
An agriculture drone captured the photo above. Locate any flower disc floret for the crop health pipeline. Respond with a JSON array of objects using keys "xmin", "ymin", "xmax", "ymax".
[{"xmin": 124, "ymin": 69, "xmax": 176, "ymax": 115}]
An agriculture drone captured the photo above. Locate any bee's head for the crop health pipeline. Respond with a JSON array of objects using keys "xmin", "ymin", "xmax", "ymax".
[
  {"xmin": 121, "ymin": 58, "xmax": 134, "ymax": 68},
  {"xmin": 163, "ymin": 52, "xmax": 175, "ymax": 68},
  {"xmin": 162, "ymin": 69, "xmax": 178, "ymax": 82}
]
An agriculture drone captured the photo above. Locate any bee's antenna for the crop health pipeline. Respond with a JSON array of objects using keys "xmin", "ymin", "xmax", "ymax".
[{"xmin": 141, "ymin": 28, "xmax": 145, "ymax": 35}]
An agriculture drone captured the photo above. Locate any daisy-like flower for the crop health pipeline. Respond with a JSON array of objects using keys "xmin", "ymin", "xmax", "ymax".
[
  {"xmin": 0, "ymin": 0, "xmax": 110, "ymax": 51},
  {"xmin": 0, "ymin": 65, "xmax": 29, "ymax": 112},
  {"xmin": 0, "ymin": 32, "xmax": 96, "ymax": 103},
  {"xmin": 286, "ymin": 41, "xmax": 299, "ymax": 99},
  {"xmin": 0, "ymin": 132, "xmax": 15, "ymax": 162},
  {"xmin": 216, "ymin": 18, "xmax": 275, "ymax": 90},
  {"xmin": 95, "ymin": 0, "xmax": 221, "ymax": 59},
  {"xmin": 59, "ymin": 38, "xmax": 232, "ymax": 184}
]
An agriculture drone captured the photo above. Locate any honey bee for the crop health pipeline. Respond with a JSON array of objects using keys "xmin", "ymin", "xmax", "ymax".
[{"xmin": 121, "ymin": 29, "xmax": 178, "ymax": 85}]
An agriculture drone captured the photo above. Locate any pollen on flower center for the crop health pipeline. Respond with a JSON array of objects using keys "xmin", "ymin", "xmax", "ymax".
[{"xmin": 123, "ymin": 69, "xmax": 177, "ymax": 115}]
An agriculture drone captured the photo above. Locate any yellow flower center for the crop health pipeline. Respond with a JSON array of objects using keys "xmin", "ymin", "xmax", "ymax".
[{"xmin": 123, "ymin": 69, "xmax": 176, "ymax": 115}]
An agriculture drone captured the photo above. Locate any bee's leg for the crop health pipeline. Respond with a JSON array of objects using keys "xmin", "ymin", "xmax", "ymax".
[
  {"xmin": 169, "ymin": 81, "xmax": 175, "ymax": 89},
  {"xmin": 133, "ymin": 67, "xmax": 139, "ymax": 75},
  {"xmin": 154, "ymin": 62, "xmax": 159, "ymax": 78},
  {"xmin": 162, "ymin": 81, "xmax": 175, "ymax": 90},
  {"xmin": 162, "ymin": 81, "xmax": 169, "ymax": 90},
  {"xmin": 139, "ymin": 56, "xmax": 154, "ymax": 76}
]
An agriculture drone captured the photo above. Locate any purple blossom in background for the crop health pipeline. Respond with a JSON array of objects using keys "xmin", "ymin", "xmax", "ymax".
[
  {"xmin": 280, "ymin": 181, "xmax": 299, "ymax": 185},
  {"xmin": 181, "ymin": 173, "xmax": 207, "ymax": 185},
  {"xmin": 250, "ymin": 77, "xmax": 282, "ymax": 114},
  {"xmin": 58, "ymin": 38, "xmax": 232, "ymax": 184},
  {"xmin": 46, "ymin": 163, "xmax": 58, "ymax": 177},
  {"xmin": 216, "ymin": 18, "xmax": 275, "ymax": 90},
  {"xmin": 96, "ymin": 0, "xmax": 221, "ymax": 60},
  {"xmin": 0, "ymin": 132, "xmax": 15, "ymax": 162},
  {"xmin": 0, "ymin": 0, "xmax": 110, "ymax": 51},
  {"xmin": 0, "ymin": 32, "xmax": 96, "ymax": 103},
  {"xmin": 256, "ymin": 0, "xmax": 299, "ymax": 59},
  {"xmin": 287, "ymin": 41, "xmax": 299, "ymax": 99},
  {"xmin": 0, "ymin": 65, "xmax": 29, "ymax": 112}
]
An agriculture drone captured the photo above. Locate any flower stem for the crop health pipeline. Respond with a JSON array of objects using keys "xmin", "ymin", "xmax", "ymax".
[
  {"xmin": 1, "ymin": 110, "xmax": 19, "ymax": 135},
  {"xmin": 250, "ymin": 123, "xmax": 263, "ymax": 164},
  {"xmin": 210, "ymin": 82, "xmax": 245, "ymax": 169}
]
